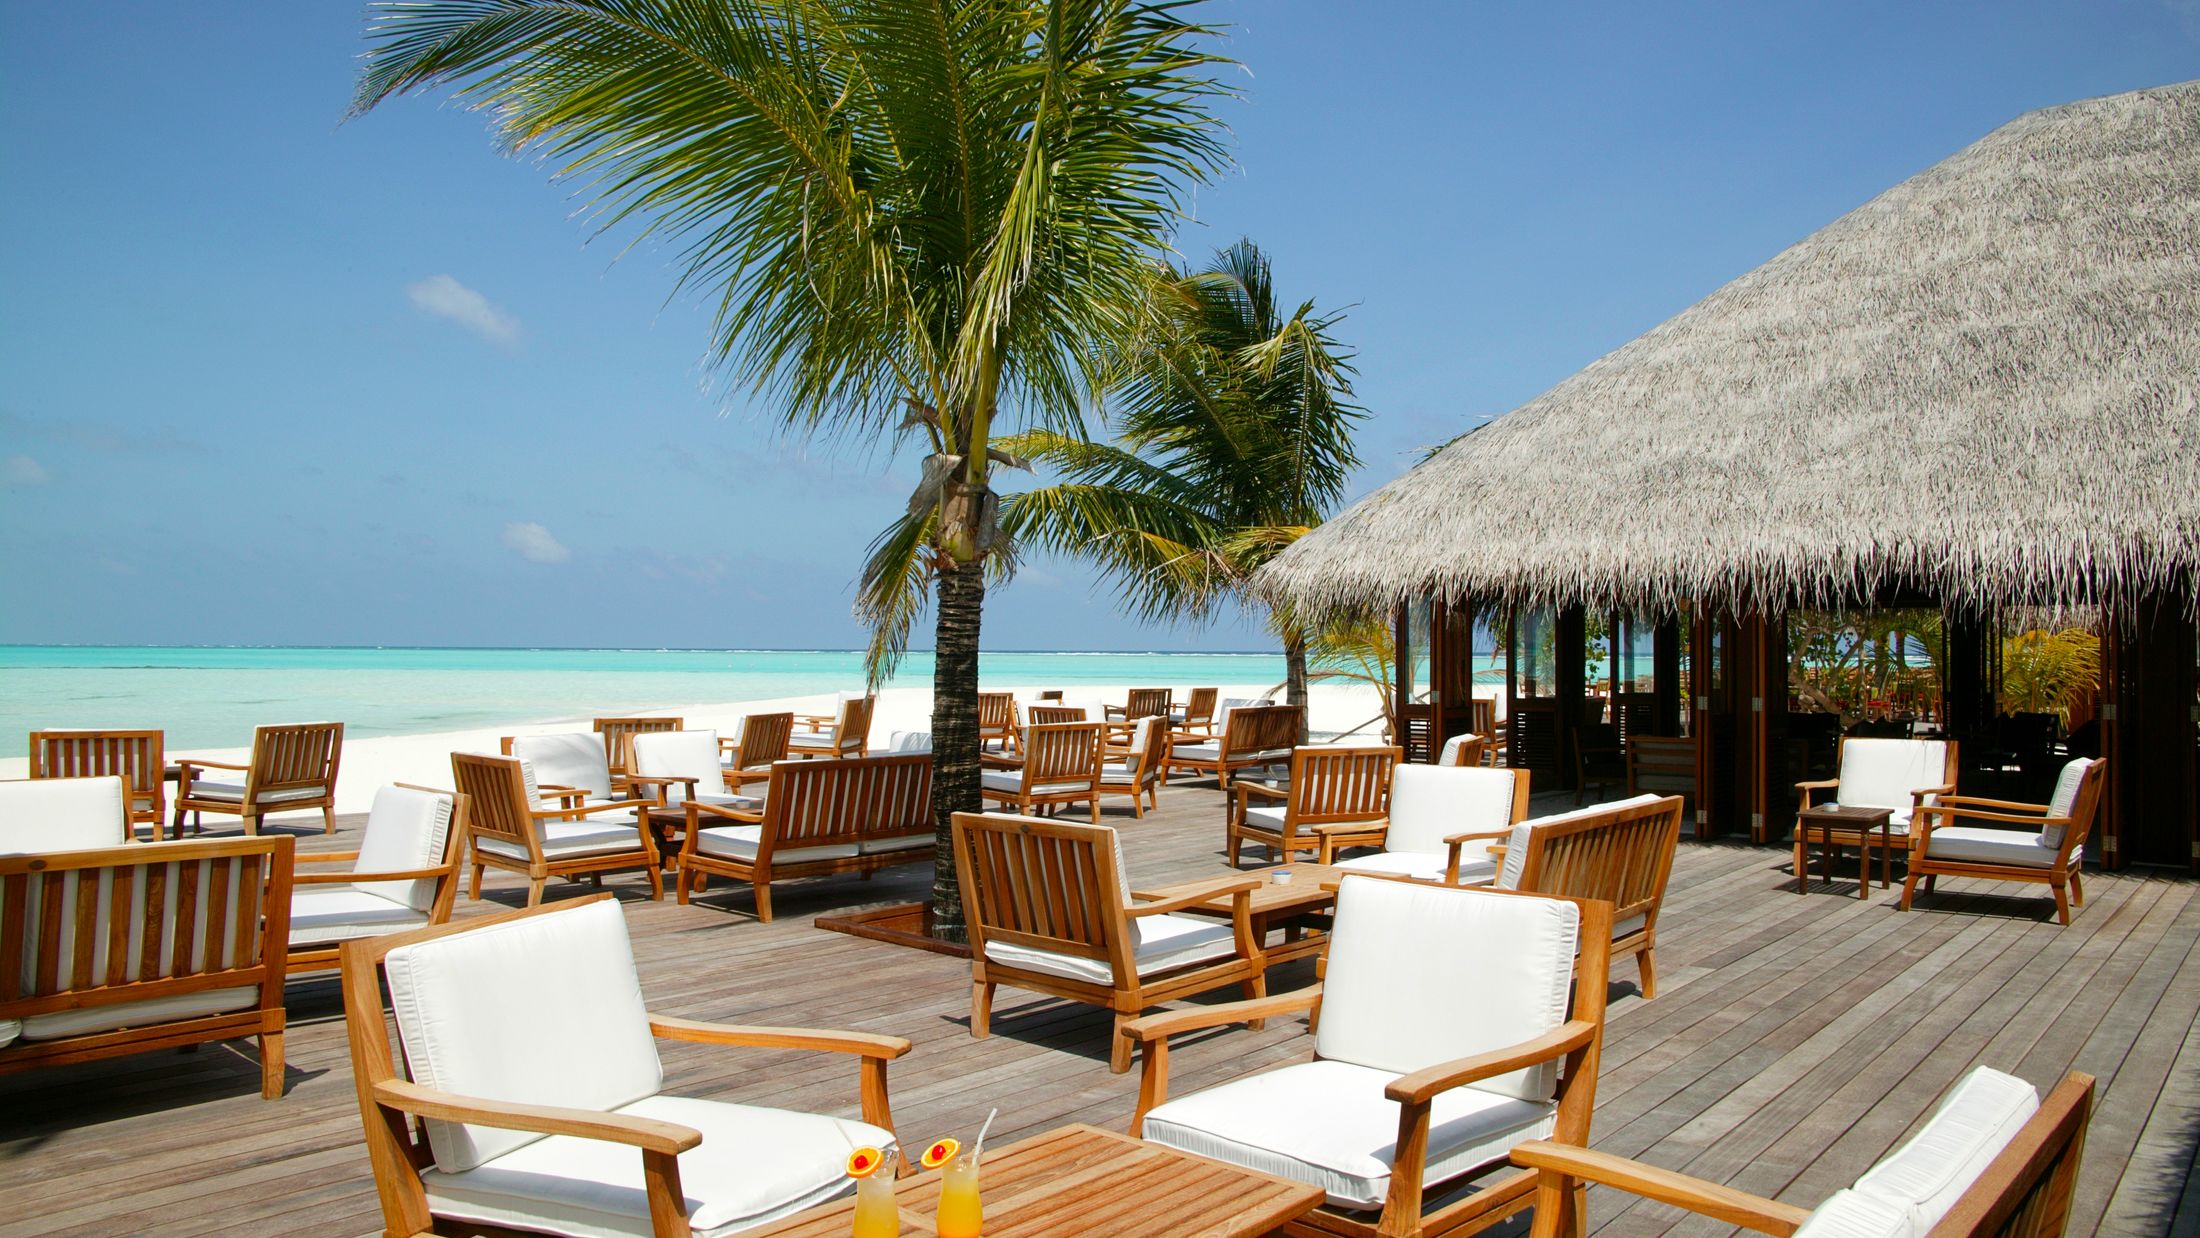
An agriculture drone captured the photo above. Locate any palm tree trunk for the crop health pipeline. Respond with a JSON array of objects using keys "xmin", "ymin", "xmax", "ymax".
[
  {"xmin": 1284, "ymin": 631, "xmax": 1310, "ymax": 744},
  {"xmin": 928, "ymin": 554, "xmax": 985, "ymax": 941}
]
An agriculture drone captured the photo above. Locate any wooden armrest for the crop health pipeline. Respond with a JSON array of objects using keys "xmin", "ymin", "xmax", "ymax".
[
  {"xmin": 295, "ymin": 865, "xmax": 454, "ymax": 885},
  {"xmin": 685, "ymin": 800, "xmax": 765, "ymax": 824},
  {"xmin": 1127, "ymin": 875, "xmax": 1262, "ymax": 916},
  {"xmin": 296, "ymin": 850, "xmax": 363, "ymax": 866},
  {"xmin": 1912, "ymin": 783, "xmax": 1957, "ymax": 798},
  {"xmin": 649, "ymin": 1015, "xmax": 912, "ymax": 1060},
  {"xmin": 1793, "ymin": 779, "xmax": 1837, "ymax": 792},
  {"xmin": 1918, "ymin": 805, "xmax": 2066, "ymax": 828},
  {"xmin": 178, "ymin": 758, "xmax": 249, "ymax": 772},
  {"xmin": 531, "ymin": 800, "xmax": 641, "ymax": 823},
  {"xmin": 1386, "ymin": 1020, "xmax": 1598, "ymax": 1105},
  {"xmin": 623, "ymin": 774, "xmax": 697, "ymax": 789},
  {"xmin": 1305, "ymin": 818, "xmax": 1386, "ymax": 837},
  {"xmin": 793, "ymin": 714, "xmax": 834, "ymax": 728},
  {"xmin": 1121, "ymin": 987, "xmax": 1322, "ymax": 1042},
  {"xmin": 1438, "ymin": 827, "xmax": 1512, "ymax": 846},
  {"xmin": 1508, "ymin": 1141, "xmax": 1810, "ymax": 1235},
  {"xmin": 372, "ymin": 1079, "xmax": 700, "ymax": 1155},
  {"xmin": 1934, "ymin": 794, "xmax": 2050, "ymax": 812}
]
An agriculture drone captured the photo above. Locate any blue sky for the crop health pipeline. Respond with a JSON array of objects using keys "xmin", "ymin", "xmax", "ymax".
[{"xmin": 1, "ymin": 2, "xmax": 2192, "ymax": 651}]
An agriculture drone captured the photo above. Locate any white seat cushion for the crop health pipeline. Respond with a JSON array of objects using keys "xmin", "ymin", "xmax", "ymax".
[
  {"xmin": 17, "ymin": 985, "xmax": 260, "ymax": 1041},
  {"xmin": 1835, "ymin": 739, "xmax": 1948, "ymax": 818},
  {"xmin": 1793, "ymin": 1188, "xmax": 1912, "ymax": 1238},
  {"xmin": 0, "ymin": 776, "xmax": 129, "ymax": 853},
  {"xmin": 1142, "ymin": 1058, "xmax": 1554, "ymax": 1211},
  {"xmin": 1387, "ymin": 766, "xmax": 1518, "ymax": 855},
  {"xmin": 512, "ymin": 733, "xmax": 616, "ymax": 802},
  {"xmin": 1171, "ymin": 742, "xmax": 1222, "ymax": 761},
  {"xmin": 386, "ymin": 900, "xmax": 664, "ymax": 1173},
  {"xmin": 188, "ymin": 780, "xmax": 327, "ymax": 804},
  {"xmin": 1240, "ymin": 804, "xmax": 1289, "ymax": 833},
  {"xmin": 476, "ymin": 817, "xmax": 644, "ymax": 861},
  {"xmin": 786, "ymin": 731, "xmax": 846, "ymax": 750},
  {"xmin": 1848, "ymin": 1067, "xmax": 2037, "ymax": 1233},
  {"xmin": 1100, "ymin": 762, "xmax": 1153, "ymax": 786},
  {"xmin": 0, "ymin": 1019, "xmax": 17, "ymax": 1048},
  {"xmin": 423, "ymin": 1095, "xmax": 891, "ymax": 1238},
  {"xmin": 980, "ymin": 771, "xmax": 1091, "ymax": 796},
  {"xmin": 984, "ymin": 912, "xmax": 1235, "ymax": 986},
  {"xmin": 353, "ymin": 784, "xmax": 457, "ymax": 911},
  {"xmin": 1922, "ymin": 826, "xmax": 2059, "ymax": 868},
  {"xmin": 693, "ymin": 824, "xmax": 858, "ymax": 866},
  {"xmin": 290, "ymin": 886, "xmax": 430, "ymax": 945}
]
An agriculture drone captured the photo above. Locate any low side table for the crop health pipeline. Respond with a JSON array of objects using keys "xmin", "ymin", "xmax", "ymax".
[
  {"xmin": 1795, "ymin": 804, "xmax": 1896, "ymax": 900},
  {"xmin": 1133, "ymin": 863, "xmax": 1343, "ymax": 964},
  {"xmin": 746, "ymin": 1123, "xmax": 1324, "ymax": 1237}
]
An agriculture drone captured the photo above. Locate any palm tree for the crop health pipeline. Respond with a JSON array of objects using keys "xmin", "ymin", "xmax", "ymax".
[
  {"xmin": 353, "ymin": 0, "xmax": 1232, "ymax": 937},
  {"xmin": 995, "ymin": 240, "xmax": 1361, "ymax": 730}
]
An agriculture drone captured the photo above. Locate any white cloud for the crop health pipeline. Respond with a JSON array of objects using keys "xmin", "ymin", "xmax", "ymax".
[
  {"xmin": 501, "ymin": 521, "xmax": 570, "ymax": 564},
  {"xmin": 406, "ymin": 274, "xmax": 522, "ymax": 346},
  {"xmin": 1, "ymin": 454, "xmax": 48, "ymax": 487}
]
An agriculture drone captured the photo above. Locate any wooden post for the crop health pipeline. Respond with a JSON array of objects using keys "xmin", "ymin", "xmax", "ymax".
[
  {"xmin": 1392, "ymin": 601, "xmax": 1414, "ymax": 758},
  {"xmin": 1689, "ymin": 601, "xmax": 1720, "ymax": 839},
  {"xmin": 2102, "ymin": 590, "xmax": 2198, "ymax": 872},
  {"xmin": 1556, "ymin": 606, "xmax": 1588, "ymax": 793}
]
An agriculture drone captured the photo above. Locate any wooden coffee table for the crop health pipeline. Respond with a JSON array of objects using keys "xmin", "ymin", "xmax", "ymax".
[
  {"xmin": 1133, "ymin": 862, "xmax": 1345, "ymax": 964},
  {"xmin": 746, "ymin": 1123, "xmax": 1323, "ymax": 1237},
  {"xmin": 1795, "ymin": 804, "xmax": 1897, "ymax": 900}
]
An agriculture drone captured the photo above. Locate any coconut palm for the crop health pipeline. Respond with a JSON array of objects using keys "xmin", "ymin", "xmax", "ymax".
[
  {"xmin": 994, "ymin": 240, "xmax": 1362, "ymax": 731},
  {"xmin": 353, "ymin": 0, "xmax": 1232, "ymax": 936}
]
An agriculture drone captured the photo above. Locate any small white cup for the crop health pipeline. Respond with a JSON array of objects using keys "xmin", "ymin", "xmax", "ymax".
[{"xmin": 1271, "ymin": 870, "xmax": 1294, "ymax": 885}]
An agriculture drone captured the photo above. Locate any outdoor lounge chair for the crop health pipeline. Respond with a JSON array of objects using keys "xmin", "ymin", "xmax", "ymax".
[
  {"xmin": 1319, "ymin": 764, "xmax": 1531, "ymax": 884},
  {"xmin": 1510, "ymin": 1067, "xmax": 2093, "ymax": 1238},
  {"xmin": 1169, "ymin": 687, "xmax": 1221, "ymax": 735},
  {"xmin": 1470, "ymin": 794, "xmax": 1682, "ymax": 999},
  {"xmin": 953, "ymin": 811, "xmax": 1268, "ymax": 1073},
  {"xmin": 1, "ymin": 835, "xmax": 293, "ymax": 1098},
  {"xmin": 628, "ymin": 730, "xmax": 761, "ymax": 812},
  {"xmin": 286, "ymin": 783, "xmax": 467, "ymax": 976},
  {"xmin": 1902, "ymin": 757, "xmax": 2105, "ymax": 925},
  {"xmin": 1229, "ymin": 745, "xmax": 1400, "ymax": 867},
  {"xmin": 789, "ymin": 694, "xmax": 874, "ymax": 759},
  {"xmin": 978, "ymin": 691, "xmax": 1020, "ymax": 752},
  {"xmin": 981, "ymin": 720, "xmax": 1104, "ymax": 820},
  {"xmin": 340, "ymin": 896, "xmax": 909, "ymax": 1238},
  {"xmin": 1166, "ymin": 703, "xmax": 1300, "ymax": 793},
  {"xmin": 1124, "ymin": 877, "xmax": 1612, "ymax": 1237},
  {"xmin": 450, "ymin": 752, "xmax": 662, "ymax": 906},
  {"xmin": 1437, "ymin": 733, "xmax": 1488, "ymax": 767},
  {"xmin": 0, "ymin": 775, "xmax": 131, "ymax": 852},
  {"xmin": 721, "ymin": 711, "xmax": 794, "ymax": 792},
  {"xmin": 1105, "ymin": 687, "xmax": 1174, "ymax": 723},
  {"xmin": 592, "ymin": 715, "xmax": 682, "ymax": 794},
  {"xmin": 675, "ymin": 752, "xmax": 931, "ymax": 921},
  {"xmin": 1100, "ymin": 715, "xmax": 1170, "ymax": 817},
  {"xmin": 173, "ymin": 720, "xmax": 343, "ymax": 835},
  {"xmin": 502, "ymin": 731, "xmax": 633, "ymax": 806},
  {"xmin": 28, "ymin": 728, "xmax": 166, "ymax": 838},
  {"xmin": 1793, "ymin": 737, "xmax": 1959, "ymax": 885}
]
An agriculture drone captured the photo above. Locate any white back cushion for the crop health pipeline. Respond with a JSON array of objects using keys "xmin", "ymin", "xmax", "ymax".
[
  {"xmin": 630, "ymin": 730, "xmax": 722, "ymax": 805},
  {"xmin": 1436, "ymin": 734, "xmax": 1483, "ymax": 766},
  {"xmin": 2040, "ymin": 758, "xmax": 2096, "ymax": 848},
  {"xmin": 1851, "ymin": 1066, "xmax": 2039, "ymax": 1233},
  {"xmin": 1387, "ymin": 766, "xmax": 1517, "ymax": 855},
  {"xmin": 1836, "ymin": 739, "xmax": 1949, "ymax": 812},
  {"xmin": 885, "ymin": 730, "xmax": 932, "ymax": 753},
  {"xmin": 1793, "ymin": 1189, "xmax": 1911, "ymax": 1237},
  {"xmin": 1498, "ymin": 794, "xmax": 1661, "ymax": 889},
  {"xmin": 510, "ymin": 733, "xmax": 613, "ymax": 800},
  {"xmin": 353, "ymin": 785, "xmax": 456, "ymax": 912},
  {"xmin": 0, "ymin": 777, "xmax": 129, "ymax": 854},
  {"xmin": 385, "ymin": 899, "xmax": 663, "ymax": 1174},
  {"xmin": 1315, "ymin": 877, "xmax": 1579, "ymax": 1101}
]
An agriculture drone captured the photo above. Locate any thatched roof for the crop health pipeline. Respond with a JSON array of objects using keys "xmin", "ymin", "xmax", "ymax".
[{"xmin": 1260, "ymin": 81, "xmax": 2200, "ymax": 620}]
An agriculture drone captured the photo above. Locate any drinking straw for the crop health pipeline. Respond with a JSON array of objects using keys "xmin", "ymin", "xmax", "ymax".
[{"xmin": 972, "ymin": 1108, "xmax": 999, "ymax": 1160}]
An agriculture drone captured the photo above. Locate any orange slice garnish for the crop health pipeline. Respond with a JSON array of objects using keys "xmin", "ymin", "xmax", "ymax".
[
  {"xmin": 846, "ymin": 1146, "xmax": 885, "ymax": 1178},
  {"xmin": 919, "ymin": 1137, "xmax": 960, "ymax": 1170}
]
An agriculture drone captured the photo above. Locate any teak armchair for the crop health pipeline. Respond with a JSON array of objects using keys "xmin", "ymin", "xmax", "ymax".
[
  {"xmin": 29, "ymin": 728, "xmax": 166, "ymax": 838},
  {"xmin": 340, "ymin": 896, "xmax": 911, "ymax": 1238},
  {"xmin": 287, "ymin": 783, "xmax": 468, "ymax": 976},
  {"xmin": 1437, "ymin": 733, "xmax": 1488, "ymax": 767},
  {"xmin": 0, "ymin": 835, "xmax": 293, "ymax": 1098},
  {"xmin": 676, "ymin": 752, "xmax": 932, "ymax": 921},
  {"xmin": 1125, "ymin": 877, "xmax": 1613, "ymax": 1238},
  {"xmin": 1027, "ymin": 704, "xmax": 1089, "ymax": 725},
  {"xmin": 1166, "ymin": 704, "xmax": 1301, "ymax": 792},
  {"xmin": 1794, "ymin": 737, "xmax": 1959, "ymax": 880},
  {"xmin": 1478, "ymin": 794, "xmax": 1683, "ymax": 1000},
  {"xmin": 952, "ymin": 811, "xmax": 1268, "ymax": 1073},
  {"xmin": 978, "ymin": 691, "xmax": 1020, "ymax": 753},
  {"xmin": 174, "ymin": 720, "xmax": 344, "ymax": 836},
  {"xmin": 790, "ymin": 695, "xmax": 875, "ymax": 759},
  {"xmin": 592, "ymin": 716, "xmax": 682, "ymax": 794},
  {"xmin": 1904, "ymin": 757, "xmax": 2105, "ymax": 925},
  {"xmin": 1170, "ymin": 687, "xmax": 1221, "ymax": 735},
  {"xmin": 1229, "ymin": 745, "xmax": 1401, "ymax": 867},
  {"xmin": 1322, "ymin": 765, "xmax": 1532, "ymax": 884},
  {"xmin": 451, "ymin": 752, "xmax": 662, "ymax": 906},
  {"xmin": 981, "ymin": 721, "xmax": 1105, "ymax": 820},
  {"xmin": 720, "ymin": 712, "xmax": 794, "ymax": 793},
  {"xmin": 1105, "ymin": 687, "xmax": 1174, "ymax": 723},
  {"xmin": 0, "ymin": 775, "xmax": 132, "ymax": 852},
  {"xmin": 1100, "ymin": 715, "xmax": 1170, "ymax": 818},
  {"xmin": 1510, "ymin": 1067, "xmax": 2093, "ymax": 1238}
]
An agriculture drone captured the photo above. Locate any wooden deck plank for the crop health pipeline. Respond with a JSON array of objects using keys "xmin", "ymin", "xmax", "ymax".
[{"xmin": 1, "ymin": 781, "xmax": 2194, "ymax": 1235}]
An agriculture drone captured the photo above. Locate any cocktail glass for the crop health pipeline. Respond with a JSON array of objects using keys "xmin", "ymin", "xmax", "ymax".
[
  {"xmin": 935, "ymin": 1154, "xmax": 982, "ymax": 1238},
  {"xmin": 852, "ymin": 1166, "xmax": 900, "ymax": 1238}
]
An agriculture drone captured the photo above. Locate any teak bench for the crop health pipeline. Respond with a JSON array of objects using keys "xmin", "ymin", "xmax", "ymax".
[{"xmin": 675, "ymin": 752, "xmax": 933, "ymax": 920}]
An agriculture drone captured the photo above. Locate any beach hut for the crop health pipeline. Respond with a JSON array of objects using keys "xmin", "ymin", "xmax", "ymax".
[{"xmin": 1258, "ymin": 81, "xmax": 2200, "ymax": 870}]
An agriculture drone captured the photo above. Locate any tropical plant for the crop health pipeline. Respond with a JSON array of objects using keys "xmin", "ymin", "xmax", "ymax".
[
  {"xmin": 353, "ymin": 0, "xmax": 1233, "ymax": 937},
  {"xmin": 2001, "ymin": 628, "xmax": 2101, "ymax": 723},
  {"xmin": 1306, "ymin": 609, "xmax": 1397, "ymax": 737},
  {"xmin": 992, "ymin": 240, "xmax": 1362, "ymax": 733}
]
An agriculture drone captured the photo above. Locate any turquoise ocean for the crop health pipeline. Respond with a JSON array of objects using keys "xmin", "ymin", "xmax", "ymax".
[{"xmin": 0, "ymin": 646, "xmax": 1291, "ymax": 757}]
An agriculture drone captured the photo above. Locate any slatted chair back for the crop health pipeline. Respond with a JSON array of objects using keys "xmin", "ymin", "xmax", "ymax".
[
  {"xmin": 592, "ymin": 716, "xmax": 682, "ymax": 780},
  {"xmin": 1224, "ymin": 705, "xmax": 1303, "ymax": 761},
  {"xmin": 838, "ymin": 695, "xmax": 879, "ymax": 752},
  {"xmin": 1627, "ymin": 735, "xmax": 1697, "ymax": 799},
  {"xmin": 758, "ymin": 753, "xmax": 932, "ymax": 860},
  {"xmin": 251, "ymin": 722, "xmax": 344, "ymax": 799},
  {"xmin": 1180, "ymin": 687, "xmax": 1219, "ymax": 729},
  {"xmin": 1123, "ymin": 688, "xmax": 1172, "ymax": 720},
  {"xmin": 1286, "ymin": 746, "xmax": 1400, "ymax": 825},
  {"xmin": 448, "ymin": 753, "xmax": 539, "ymax": 864},
  {"xmin": 1028, "ymin": 705, "xmax": 1088, "ymax": 726},
  {"xmin": 29, "ymin": 730, "xmax": 166, "ymax": 834},
  {"xmin": 978, "ymin": 692, "xmax": 1017, "ymax": 737},
  {"xmin": 1507, "ymin": 795, "xmax": 1684, "ymax": 931},
  {"xmin": 1468, "ymin": 697, "xmax": 1497, "ymax": 739},
  {"xmin": 0, "ymin": 834, "xmax": 292, "ymax": 1044},
  {"xmin": 952, "ymin": 812, "xmax": 1130, "ymax": 983},
  {"xmin": 1023, "ymin": 722, "xmax": 1105, "ymax": 789},
  {"xmin": 1437, "ymin": 733, "xmax": 1487, "ymax": 767},
  {"xmin": 732, "ymin": 712, "xmax": 794, "ymax": 771}
]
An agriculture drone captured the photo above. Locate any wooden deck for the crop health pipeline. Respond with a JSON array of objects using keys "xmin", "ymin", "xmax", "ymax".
[{"xmin": 4, "ymin": 779, "xmax": 2197, "ymax": 1236}]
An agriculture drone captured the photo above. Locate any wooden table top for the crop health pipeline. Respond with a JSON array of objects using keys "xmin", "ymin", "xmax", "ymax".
[
  {"xmin": 746, "ymin": 1123, "xmax": 1324, "ymax": 1237},
  {"xmin": 1799, "ymin": 803, "xmax": 1895, "ymax": 826},
  {"xmin": 1134, "ymin": 863, "xmax": 1348, "ymax": 916}
]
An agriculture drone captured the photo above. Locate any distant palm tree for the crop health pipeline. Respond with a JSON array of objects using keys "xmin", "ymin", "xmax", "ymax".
[
  {"xmin": 996, "ymin": 240, "xmax": 1362, "ymax": 731},
  {"xmin": 354, "ymin": 0, "xmax": 1232, "ymax": 936}
]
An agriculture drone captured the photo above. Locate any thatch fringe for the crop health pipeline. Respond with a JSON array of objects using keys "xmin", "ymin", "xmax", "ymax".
[{"xmin": 1258, "ymin": 81, "xmax": 2200, "ymax": 622}]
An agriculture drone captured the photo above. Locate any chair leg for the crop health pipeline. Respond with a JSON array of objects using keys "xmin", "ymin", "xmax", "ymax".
[
  {"xmin": 644, "ymin": 863, "xmax": 663, "ymax": 901},
  {"xmin": 2070, "ymin": 871, "xmax": 2085, "ymax": 907},
  {"xmin": 2052, "ymin": 881, "xmax": 2071, "ymax": 925},
  {"xmin": 971, "ymin": 982, "xmax": 995, "ymax": 1038},
  {"xmin": 259, "ymin": 1030, "xmax": 285, "ymax": 1100},
  {"xmin": 1637, "ymin": 948, "xmax": 1657, "ymax": 1000},
  {"xmin": 754, "ymin": 881, "xmax": 774, "ymax": 923},
  {"xmin": 469, "ymin": 863, "xmax": 484, "ymax": 900},
  {"xmin": 1793, "ymin": 833, "xmax": 1806, "ymax": 894},
  {"xmin": 1109, "ymin": 1013, "xmax": 1134, "ymax": 1073},
  {"xmin": 243, "ymin": 812, "xmax": 260, "ymax": 837},
  {"xmin": 526, "ymin": 879, "xmax": 545, "ymax": 907},
  {"xmin": 1899, "ymin": 869, "xmax": 1919, "ymax": 911},
  {"xmin": 322, "ymin": 804, "xmax": 336, "ymax": 834},
  {"xmin": 1090, "ymin": 798, "xmax": 1100, "ymax": 824},
  {"xmin": 1242, "ymin": 972, "xmax": 1268, "ymax": 1031},
  {"xmin": 1925, "ymin": 874, "xmax": 1937, "ymax": 893},
  {"xmin": 676, "ymin": 866, "xmax": 693, "ymax": 905},
  {"xmin": 1226, "ymin": 822, "xmax": 1243, "ymax": 869}
]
